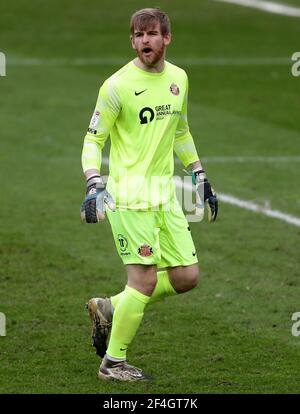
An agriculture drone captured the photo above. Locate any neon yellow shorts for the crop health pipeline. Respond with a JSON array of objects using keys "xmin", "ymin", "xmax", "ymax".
[{"xmin": 106, "ymin": 199, "xmax": 198, "ymax": 268}]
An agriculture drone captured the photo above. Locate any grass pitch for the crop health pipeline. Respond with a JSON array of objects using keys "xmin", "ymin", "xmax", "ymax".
[{"xmin": 0, "ymin": 0, "xmax": 300, "ymax": 394}]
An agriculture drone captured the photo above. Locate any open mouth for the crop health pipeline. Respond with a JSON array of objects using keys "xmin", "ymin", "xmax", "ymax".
[{"xmin": 142, "ymin": 47, "xmax": 153, "ymax": 54}]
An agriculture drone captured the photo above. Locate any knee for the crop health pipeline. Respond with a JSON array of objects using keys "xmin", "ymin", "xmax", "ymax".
[
  {"xmin": 144, "ymin": 275, "xmax": 158, "ymax": 295},
  {"xmin": 126, "ymin": 264, "xmax": 157, "ymax": 296},
  {"xmin": 172, "ymin": 266, "xmax": 200, "ymax": 293},
  {"xmin": 186, "ymin": 267, "xmax": 199, "ymax": 290}
]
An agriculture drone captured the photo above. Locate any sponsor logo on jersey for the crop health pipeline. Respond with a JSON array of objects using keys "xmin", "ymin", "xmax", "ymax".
[
  {"xmin": 170, "ymin": 83, "xmax": 180, "ymax": 96},
  {"xmin": 135, "ymin": 89, "xmax": 147, "ymax": 96},
  {"xmin": 139, "ymin": 105, "xmax": 182, "ymax": 123},
  {"xmin": 138, "ymin": 244, "xmax": 153, "ymax": 257},
  {"xmin": 139, "ymin": 107, "xmax": 155, "ymax": 124}
]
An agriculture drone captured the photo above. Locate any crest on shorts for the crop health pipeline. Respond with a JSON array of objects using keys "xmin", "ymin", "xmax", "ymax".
[
  {"xmin": 138, "ymin": 244, "xmax": 153, "ymax": 257},
  {"xmin": 170, "ymin": 83, "xmax": 180, "ymax": 96}
]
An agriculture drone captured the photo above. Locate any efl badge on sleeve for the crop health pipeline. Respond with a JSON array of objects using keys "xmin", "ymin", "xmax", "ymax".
[{"xmin": 90, "ymin": 110, "xmax": 100, "ymax": 128}]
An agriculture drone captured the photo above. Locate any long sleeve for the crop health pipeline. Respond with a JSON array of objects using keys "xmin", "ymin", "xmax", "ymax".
[
  {"xmin": 174, "ymin": 76, "xmax": 199, "ymax": 167},
  {"xmin": 81, "ymin": 78, "xmax": 121, "ymax": 172}
]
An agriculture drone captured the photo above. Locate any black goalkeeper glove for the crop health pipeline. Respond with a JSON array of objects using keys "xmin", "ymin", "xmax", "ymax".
[
  {"xmin": 192, "ymin": 169, "xmax": 218, "ymax": 222},
  {"xmin": 80, "ymin": 175, "xmax": 116, "ymax": 223}
]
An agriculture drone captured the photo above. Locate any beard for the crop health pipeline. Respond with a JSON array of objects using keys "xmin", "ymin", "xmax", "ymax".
[{"xmin": 137, "ymin": 43, "xmax": 165, "ymax": 67}]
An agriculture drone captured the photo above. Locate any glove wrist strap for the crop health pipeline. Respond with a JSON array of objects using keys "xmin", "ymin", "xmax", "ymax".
[
  {"xmin": 193, "ymin": 169, "xmax": 207, "ymax": 183},
  {"xmin": 86, "ymin": 174, "xmax": 103, "ymax": 188}
]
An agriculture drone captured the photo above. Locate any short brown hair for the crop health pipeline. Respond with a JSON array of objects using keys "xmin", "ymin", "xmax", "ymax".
[{"xmin": 130, "ymin": 8, "xmax": 171, "ymax": 36}]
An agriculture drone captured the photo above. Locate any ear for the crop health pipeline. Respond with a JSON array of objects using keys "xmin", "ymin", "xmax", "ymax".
[
  {"xmin": 163, "ymin": 33, "xmax": 172, "ymax": 46},
  {"xmin": 130, "ymin": 35, "xmax": 136, "ymax": 50}
]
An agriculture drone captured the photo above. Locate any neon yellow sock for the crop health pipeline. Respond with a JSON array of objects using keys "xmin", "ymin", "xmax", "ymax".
[
  {"xmin": 106, "ymin": 285, "xmax": 150, "ymax": 360},
  {"xmin": 110, "ymin": 270, "xmax": 177, "ymax": 310}
]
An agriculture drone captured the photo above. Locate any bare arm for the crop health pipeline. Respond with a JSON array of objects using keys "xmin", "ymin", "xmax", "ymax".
[{"xmin": 189, "ymin": 159, "xmax": 203, "ymax": 172}]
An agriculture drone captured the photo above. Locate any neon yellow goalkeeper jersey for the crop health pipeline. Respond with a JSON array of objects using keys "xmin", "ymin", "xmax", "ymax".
[{"xmin": 81, "ymin": 60, "xmax": 199, "ymax": 209}]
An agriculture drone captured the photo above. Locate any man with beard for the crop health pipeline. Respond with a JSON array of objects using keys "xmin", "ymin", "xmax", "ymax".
[{"xmin": 81, "ymin": 8, "xmax": 218, "ymax": 381}]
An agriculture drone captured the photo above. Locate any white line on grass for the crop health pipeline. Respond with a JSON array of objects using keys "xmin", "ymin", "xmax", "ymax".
[
  {"xmin": 179, "ymin": 178, "xmax": 300, "ymax": 227},
  {"xmin": 173, "ymin": 57, "xmax": 290, "ymax": 66},
  {"xmin": 101, "ymin": 157, "xmax": 300, "ymax": 227},
  {"xmin": 218, "ymin": 193, "xmax": 300, "ymax": 227},
  {"xmin": 177, "ymin": 156, "xmax": 300, "ymax": 164},
  {"xmin": 8, "ymin": 56, "xmax": 291, "ymax": 66},
  {"xmin": 215, "ymin": 0, "xmax": 300, "ymax": 17}
]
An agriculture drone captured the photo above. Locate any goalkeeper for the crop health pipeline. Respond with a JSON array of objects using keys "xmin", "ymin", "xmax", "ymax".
[{"xmin": 81, "ymin": 7, "xmax": 218, "ymax": 382}]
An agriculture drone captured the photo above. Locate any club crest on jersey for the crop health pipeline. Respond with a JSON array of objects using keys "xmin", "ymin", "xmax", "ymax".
[
  {"xmin": 170, "ymin": 83, "xmax": 180, "ymax": 96},
  {"xmin": 90, "ymin": 110, "xmax": 100, "ymax": 128},
  {"xmin": 138, "ymin": 244, "xmax": 153, "ymax": 257}
]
